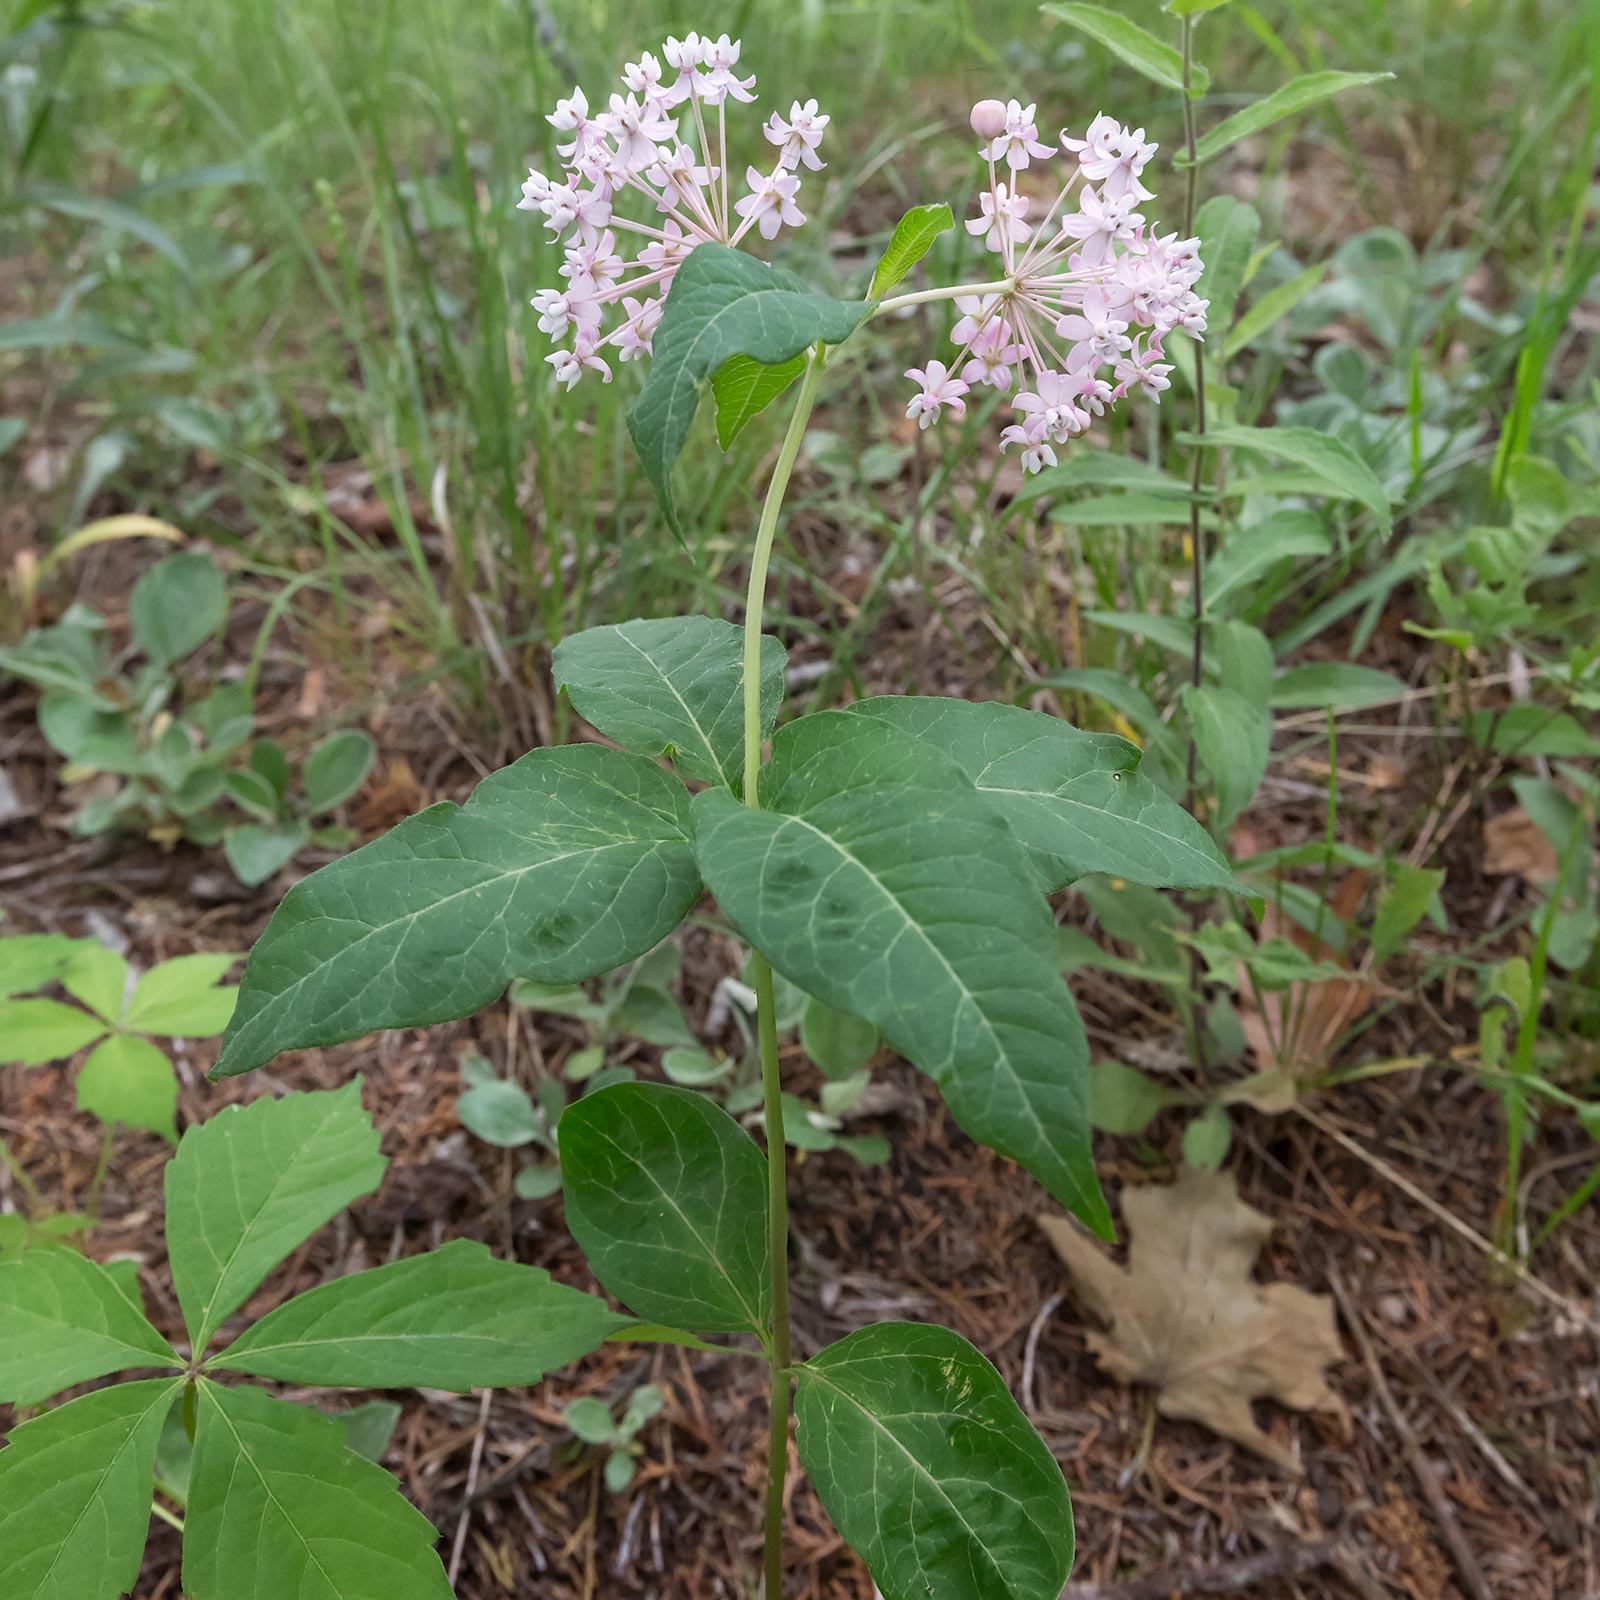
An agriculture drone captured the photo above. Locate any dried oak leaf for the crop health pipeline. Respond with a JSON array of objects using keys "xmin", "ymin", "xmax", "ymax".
[
  {"xmin": 1038, "ymin": 1169, "xmax": 1344, "ymax": 1471},
  {"xmin": 1482, "ymin": 807, "xmax": 1559, "ymax": 883}
]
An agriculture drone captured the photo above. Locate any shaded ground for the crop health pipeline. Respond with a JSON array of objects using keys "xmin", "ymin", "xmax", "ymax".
[{"xmin": 2, "ymin": 530, "xmax": 1597, "ymax": 1600}]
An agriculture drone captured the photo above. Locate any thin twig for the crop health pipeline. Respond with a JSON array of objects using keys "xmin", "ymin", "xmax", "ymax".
[
  {"xmin": 447, "ymin": 1388, "xmax": 495, "ymax": 1585},
  {"xmin": 1060, "ymin": 1538, "xmax": 1379, "ymax": 1599},
  {"xmin": 1328, "ymin": 1271, "xmax": 1493, "ymax": 1600}
]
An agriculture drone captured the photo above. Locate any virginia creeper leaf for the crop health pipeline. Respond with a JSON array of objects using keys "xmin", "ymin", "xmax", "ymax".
[
  {"xmin": 869, "ymin": 203, "xmax": 955, "ymax": 297},
  {"xmin": 214, "ymin": 1239, "xmax": 626, "ymax": 1389},
  {"xmin": 692, "ymin": 712, "xmax": 1109, "ymax": 1231},
  {"xmin": 0, "ymin": 1248, "xmax": 177, "ymax": 1404},
  {"xmin": 165, "ymin": 1084, "xmax": 387, "ymax": 1350},
  {"xmin": 711, "ymin": 352, "xmax": 806, "ymax": 448},
  {"xmin": 215, "ymin": 745, "xmax": 700, "ymax": 1076},
  {"xmin": 560, "ymin": 1081, "xmax": 771, "ymax": 1333},
  {"xmin": 795, "ymin": 1322, "xmax": 1073, "ymax": 1600},
  {"xmin": 76, "ymin": 1035, "xmax": 178, "ymax": 1142},
  {"xmin": 0, "ymin": 1378, "xmax": 179, "ymax": 1600},
  {"xmin": 0, "ymin": 933, "xmax": 81, "ymax": 998},
  {"xmin": 553, "ymin": 616, "xmax": 787, "ymax": 791},
  {"xmin": 626, "ymin": 243, "xmax": 871, "ymax": 536},
  {"xmin": 184, "ymin": 1382, "xmax": 452, "ymax": 1600},
  {"xmin": 842, "ymin": 697, "xmax": 1234, "ymax": 891},
  {"xmin": 0, "ymin": 997, "xmax": 105, "ymax": 1065},
  {"xmin": 121, "ymin": 952, "xmax": 239, "ymax": 1035}
]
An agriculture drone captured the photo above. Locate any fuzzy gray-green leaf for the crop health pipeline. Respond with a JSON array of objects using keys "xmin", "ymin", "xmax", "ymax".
[
  {"xmin": 215, "ymin": 744, "xmax": 700, "ymax": 1076},
  {"xmin": 795, "ymin": 1321, "xmax": 1073, "ymax": 1600}
]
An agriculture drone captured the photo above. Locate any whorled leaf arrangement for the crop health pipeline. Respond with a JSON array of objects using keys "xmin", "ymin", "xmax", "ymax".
[{"xmin": 2, "ymin": 205, "xmax": 1232, "ymax": 1600}]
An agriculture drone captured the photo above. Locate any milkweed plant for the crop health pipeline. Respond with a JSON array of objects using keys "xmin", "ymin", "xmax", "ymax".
[{"xmin": 0, "ymin": 27, "xmax": 1241, "ymax": 1600}]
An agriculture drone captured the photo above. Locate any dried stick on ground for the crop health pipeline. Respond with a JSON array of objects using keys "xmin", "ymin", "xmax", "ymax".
[
  {"xmin": 1329, "ymin": 1270, "xmax": 1493, "ymax": 1600},
  {"xmin": 1059, "ymin": 1538, "xmax": 1384, "ymax": 1600}
]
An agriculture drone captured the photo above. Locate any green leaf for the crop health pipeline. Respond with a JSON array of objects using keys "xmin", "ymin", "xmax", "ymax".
[
  {"xmin": 122, "ymin": 952, "xmax": 239, "ymax": 1035},
  {"xmin": 1182, "ymin": 1106, "xmax": 1232, "ymax": 1171},
  {"xmin": 16, "ymin": 182, "xmax": 192, "ymax": 273},
  {"xmin": 165, "ymin": 1084, "xmax": 387, "ymax": 1350},
  {"xmin": 0, "ymin": 1249, "xmax": 177, "ymax": 1404},
  {"xmin": 1269, "ymin": 662, "xmax": 1407, "ymax": 710},
  {"xmin": 711, "ymin": 352, "xmax": 806, "ymax": 448},
  {"xmin": 1089, "ymin": 1060, "xmax": 1178, "ymax": 1135},
  {"xmin": 1189, "ymin": 72, "xmax": 1391, "ymax": 165},
  {"xmin": 1194, "ymin": 195, "xmax": 1261, "ymax": 343},
  {"xmin": 128, "ymin": 552, "xmax": 226, "ymax": 666},
  {"xmin": 213, "ymin": 1238, "xmax": 624, "ymax": 1388},
  {"xmin": 1203, "ymin": 513, "xmax": 1330, "ymax": 609},
  {"xmin": 1049, "ymin": 490, "xmax": 1199, "ymax": 527},
  {"xmin": 801, "ymin": 997, "xmax": 879, "ymax": 1081},
  {"xmin": 0, "ymin": 998, "xmax": 106, "ymax": 1065},
  {"xmin": 76, "ymin": 1035, "xmax": 178, "ymax": 1142},
  {"xmin": 870, "ymin": 203, "xmax": 955, "ymax": 297},
  {"xmin": 185, "ymin": 1381, "xmax": 452, "ymax": 1600},
  {"xmin": 456, "ymin": 1063, "xmax": 542, "ymax": 1147},
  {"xmin": 626, "ymin": 243, "xmax": 871, "ymax": 536},
  {"xmin": 1370, "ymin": 864, "xmax": 1444, "ymax": 965},
  {"xmin": 1183, "ymin": 684, "xmax": 1269, "ymax": 828},
  {"xmin": 553, "ymin": 616, "xmax": 787, "ymax": 790},
  {"xmin": 1085, "ymin": 608, "xmax": 1196, "ymax": 657},
  {"xmin": 223, "ymin": 819, "xmax": 309, "ymax": 886},
  {"xmin": 843, "ymin": 697, "xmax": 1234, "ymax": 891},
  {"xmin": 1043, "ymin": 2, "xmax": 1207, "ymax": 94},
  {"xmin": 0, "ymin": 933, "xmax": 83, "ymax": 998},
  {"xmin": 564, "ymin": 1396, "xmax": 621, "ymax": 1445},
  {"xmin": 692, "ymin": 712, "xmax": 1109, "ymax": 1231},
  {"xmin": 1191, "ymin": 424, "xmax": 1392, "ymax": 536},
  {"xmin": 62, "ymin": 943, "xmax": 129, "ymax": 1025},
  {"xmin": 303, "ymin": 730, "xmax": 376, "ymax": 814},
  {"xmin": 795, "ymin": 1321, "xmax": 1072, "ymax": 1600},
  {"xmin": 1224, "ymin": 262, "xmax": 1327, "ymax": 359},
  {"xmin": 216, "ymin": 745, "xmax": 700, "ymax": 1077},
  {"xmin": 336, "ymin": 1399, "xmax": 404, "ymax": 1462},
  {"xmin": 0, "ymin": 1379, "xmax": 178, "ymax": 1600},
  {"xmin": 560, "ymin": 1081, "xmax": 770, "ymax": 1333}
]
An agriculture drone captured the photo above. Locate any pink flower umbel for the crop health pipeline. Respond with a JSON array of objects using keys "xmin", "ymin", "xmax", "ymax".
[
  {"xmin": 896, "ymin": 101, "xmax": 1206, "ymax": 473},
  {"xmin": 519, "ymin": 33, "xmax": 826, "ymax": 386}
]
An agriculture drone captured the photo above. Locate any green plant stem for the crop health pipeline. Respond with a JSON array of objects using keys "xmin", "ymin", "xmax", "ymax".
[
  {"xmin": 1180, "ymin": 16, "xmax": 1210, "ymax": 800},
  {"xmin": 741, "ymin": 344, "xmax": 824, "ymax": 1600},
  {"xmin": 85, "ymin": 1124, "xmax": 115, "ymax": 1221}
]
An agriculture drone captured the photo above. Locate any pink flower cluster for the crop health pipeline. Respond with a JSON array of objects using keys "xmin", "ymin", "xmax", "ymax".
[
  {"xmin": 518, "ymin": 33, "xmax": 828, "ymax": 388},
  {"xmin": 904, "ymin": 100, "xmax": 1207, "ymax": 473}
]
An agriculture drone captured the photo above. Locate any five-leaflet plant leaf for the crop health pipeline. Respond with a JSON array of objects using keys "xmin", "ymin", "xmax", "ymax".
[{"xmin": 215, "ymin": 745, "xmax": 700, "ymax": 1076}]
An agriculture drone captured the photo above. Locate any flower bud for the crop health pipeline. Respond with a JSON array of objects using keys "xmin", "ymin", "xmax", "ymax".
[{"xmin": 969, "ymin": 99, "xmax": 1008, "ymax": 142}]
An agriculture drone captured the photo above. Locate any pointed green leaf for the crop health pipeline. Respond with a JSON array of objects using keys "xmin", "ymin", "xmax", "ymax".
[
  {"xmin": 0, "ymin": 934, "xmax": 83, "ymax": 999},
  {"xmin": 122, "ymin": 953, "xmax": 239, "ymax": 1036},
  {"xmin": 1269, "ymin": 662, "xmax": 1407, "ymax": 710},
  {"xmin": 800, "ymin": 997, "xmax": 879, "ymax": 1081},
  {"xmin": 213, "ymin": 1238, "xmax": 625, "ymax": 1388},
  {"xmin": 626, "ymin": 243, "xmax": 871, "ymax": 536},
  {"xmin": 0, "ymin": 1378, "xmax": 178, "ymax": 1600},
  {"xmin": 692, "ymin": 712, "xmax": 1109, "ymax": 1231},
  {"xmin": 1189, "ymin": 71, "xmax": 1391, "ymax": 165},
  {"xmin": 870, "ymin": 203, "xmax": 955, "ymax": 297},
  {"xmin": 560, "ymin": 1081, "xmax": 770, "ymax": 1333},
  {"xmin": 553, "ymin": 616, "xmax": 787, "ymax": 790},
  {"xmin": 1194, "ymin": 195, "xmax": 1261, "ymax": 343},
  {"xmin": 0, "ymin": 1249, "xmax": 177, "ymax": 1404},
  {"xmin": 184, "ymin": 1382, "xmax": 452, "ymax": 1600},
  {"xmin": 0, "ymin": 998, "xmax": 106, "ymax": 1066},
  {"xmin": 1371, "ymin": 864, "xmax": 1444, "ymax": 965},
  {"xmin": 711, "ymin": 352, "xmax": 806, "ymax": 448},
  {"xmin": 165, "ymin": 1084, "xmax": 387, "ymax": 1350},
  {"xmin": 215, "ymin": 745, "xmax": 700, "ymax": 1077},
  {"xmin": 128, "ymin": 552, "xmax": 226, "ymax": 665},
  {"xmin": 795, "ymin": 1322, "xmax": 1072, "ymax": 1600},
  {"xmin": 1189, "ymin": 424, "xmax": 1392, "ymax": 536},
  {"xmin": 1043, "ymin": 2, "xmax": 1207, "ymax": 94},
  {"xmin": 76, "ymin": 1035, "xmax": 178, "ymax": 1142},
  {"xmin": 843, "ymin": 698, "xmax": 1233, "ymax": 891},
  {"xmin": 1223, "ymin": 261, "xmax": 1327, "ymax": 359},
  {"xmin": 61, "ymin": 943, "xmax": 129, "ymax": 1025},
  {"xmin": 1182, "ymin": 684, "xmax": 1269, "ymax": 829}
]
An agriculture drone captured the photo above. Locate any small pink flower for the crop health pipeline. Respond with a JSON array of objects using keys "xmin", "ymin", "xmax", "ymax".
[
  {"xmin": 561, "ymin": 230, "xmax": 625, "ymax": 294},
  {"xmin": 904, "ymin": 360, "xmax": 969, "ymax": 428},
  {"xmin": 982, "ymin": 100, "xmax": 1052, "ymax": 172},
  {"xmin": 735, "ymin": 165, "xmax": 804, "ymax": 241},
  {"xmin": 966, "ymin": 183, "xmax": 1029, "ymax": 252},
  {"xmin": 547, "ymin": 336, "xmax": 612, "ymax": 389},
  {"xmin": 1058, "ymin": 186, "xmax": 1141, "ymax": 267},
  {"xmin": 764, "ymin": 99, "xmax": 829, "ymax": 171},
  {"xmin": 601, "ymin": 92, "xmax": 677, "ymax": 171},
  {"xmin": 697, "ymin": 34, "xmax": 756, "ymax": 104},
  {"xmin": 645, "ymin": 145, "xmax": 718, "ymax": 212},
  {"xmin": 616, "ymin": 296, "xmax": 663, "ymax": 361},
  {"xmin": 530, "ymin": 287, "xmax": 602, "ymax": 340}
]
